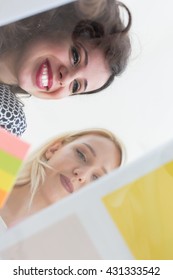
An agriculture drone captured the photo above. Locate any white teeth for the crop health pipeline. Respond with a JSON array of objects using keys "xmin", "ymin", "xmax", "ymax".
[{"xmin": 41, "ymin": 64, "xmax": 48, "ymax": 87}]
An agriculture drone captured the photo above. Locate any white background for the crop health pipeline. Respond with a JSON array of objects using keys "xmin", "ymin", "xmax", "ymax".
[
  {"xmin": 0, "ymin": 260, "xmax": 173, "ymax": 279},
  {"xmin": 1, "ymin": 0, "xmax": 173, "ymax": 162}
]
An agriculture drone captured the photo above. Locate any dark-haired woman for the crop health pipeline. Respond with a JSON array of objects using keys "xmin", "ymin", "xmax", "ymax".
[{"xmin": 0, "ymin": 0, "xmax": 132, "ymax": 135}]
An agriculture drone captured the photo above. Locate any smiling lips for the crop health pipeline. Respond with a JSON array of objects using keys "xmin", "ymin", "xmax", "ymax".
[
  {"xmin": 60, "ymin": 174, "xmax": 74, "ymax": 193},
  {"xmin": 36, "ymin": 59, "xmax": 53, "ymax": 90}
]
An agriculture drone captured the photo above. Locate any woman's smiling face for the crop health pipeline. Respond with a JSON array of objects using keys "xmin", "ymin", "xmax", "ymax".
[
  {"xmin": 15, "ymin": 37, "xmax": 110, "ymax": 99},
  {"xmin": 41, "ymin": 134, "xmax": 121, "ymax": 203}
]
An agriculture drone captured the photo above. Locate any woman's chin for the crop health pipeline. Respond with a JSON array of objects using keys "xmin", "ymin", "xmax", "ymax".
[
  {"xmin": 29, "ymin": 90, "xmax": 63, "ymax": 100},
  {"xmin": 20, "ymin": 82, "xmax": 66, "ymax": 99}
]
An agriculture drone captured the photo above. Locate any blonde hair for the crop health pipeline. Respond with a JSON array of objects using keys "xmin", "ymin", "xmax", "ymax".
[{"xmin": 16, "ymin": 128, "xmax": 126, "ymax": 206}]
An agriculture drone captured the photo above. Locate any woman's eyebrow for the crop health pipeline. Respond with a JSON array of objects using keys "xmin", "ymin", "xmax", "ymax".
[
  {"xmin": 78, "ymin": 42, "xmax": 88, "ymax": 66},
  {"xmin": 84, "ymin": 79, "xmax": 88, "ymax": 91},
  {"xmin": 82, "ymin": 143, "xmax": 96, "ymax": 157},
  {"xmin": 80, "ymin": 44, "xmax": 88, "ymax": 66}
]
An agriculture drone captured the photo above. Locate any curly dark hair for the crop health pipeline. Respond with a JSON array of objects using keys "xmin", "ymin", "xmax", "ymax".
[{"xmin": 0, "ymin": 0, "xmax": 132, "ymax": 96}]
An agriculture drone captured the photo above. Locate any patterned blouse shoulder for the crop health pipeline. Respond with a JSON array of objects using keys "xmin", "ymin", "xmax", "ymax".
[{"xmin": 0, "ymin": 84, "xmax": 27, "ymax": 136}]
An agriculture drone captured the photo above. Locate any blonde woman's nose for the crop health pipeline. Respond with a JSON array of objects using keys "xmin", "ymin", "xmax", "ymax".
[{"xmin": 73, "ymin": 168, "xmax": 86, "ymax": 184}]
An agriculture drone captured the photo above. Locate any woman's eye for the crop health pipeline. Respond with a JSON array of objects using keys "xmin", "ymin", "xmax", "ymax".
[
  {"xmin": 71, "ymin": 46, "xmax": 80, "ymax": 66},
  {"xmin": 76, "ymin": 149, "xmax": 86, "ymax": 162},
  {"xmin": 72, "ymin": 79, "xmax": 80, "ymax": 93},
  {"xmin": 92, "ymin": 174, "xmax": 99, "ymax": 181}
]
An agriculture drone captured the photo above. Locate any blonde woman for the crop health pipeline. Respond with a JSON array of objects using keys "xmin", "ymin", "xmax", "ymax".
[{"xmin": 0, "ymin": 128, "xmax": 125, "ymax": 227}]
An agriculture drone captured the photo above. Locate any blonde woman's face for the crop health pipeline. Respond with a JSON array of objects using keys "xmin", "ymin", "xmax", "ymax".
[
  {"xmin": 15, "ymin": 37, "xmax": 110, "ymax": 99},
  {"xmin": 41, "ymin": 134, "xmax": 121, "ymax": 203}
]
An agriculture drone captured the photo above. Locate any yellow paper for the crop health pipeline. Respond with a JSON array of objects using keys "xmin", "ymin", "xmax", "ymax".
[{"xmin": 103, "ymin": 161, "xmax": 173, "ymax": 259}]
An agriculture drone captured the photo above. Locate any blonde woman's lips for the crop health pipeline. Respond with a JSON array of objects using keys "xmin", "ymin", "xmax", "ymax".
[
  {"xmin": 36, "ymin": 59, "xmax": 53, "ymax": 90},
  {"xmin": 60, "ymin": 174, "xmax": 74, "ymax": 193}
]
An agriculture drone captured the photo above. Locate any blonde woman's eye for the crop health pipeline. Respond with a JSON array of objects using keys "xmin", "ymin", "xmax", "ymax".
[
  {"xmin": 71, "ymin": 46, "xmax": 80, "ymax": 66},
  {"xmin": 76, "ymin": 149, "xmax": 86, "ymax": 162},
  {"xmin": 92, "ymin": 174, "xmax": 99, "ymax": 181},
  {"xmin": 72, "ymin": 79, "xmax": 80, "ymax": 93}
]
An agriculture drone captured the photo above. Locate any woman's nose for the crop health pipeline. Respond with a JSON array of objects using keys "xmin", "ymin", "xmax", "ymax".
[
  {"xmin": 73, "ymin": 168, "xmax": 87, "ymax": 184},
  {"xmin": 58, "ymin": 65, "xmax": 75, "ymax": 86}
]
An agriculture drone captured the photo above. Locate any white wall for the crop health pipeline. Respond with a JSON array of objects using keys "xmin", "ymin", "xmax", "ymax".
[
  {"xmin": 0, "ymin": 0, "xmax": 73, "ymax": 25},
  {"xmin": 1, "ymin": 0, "xmax": 173, "ymax": 162}
]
